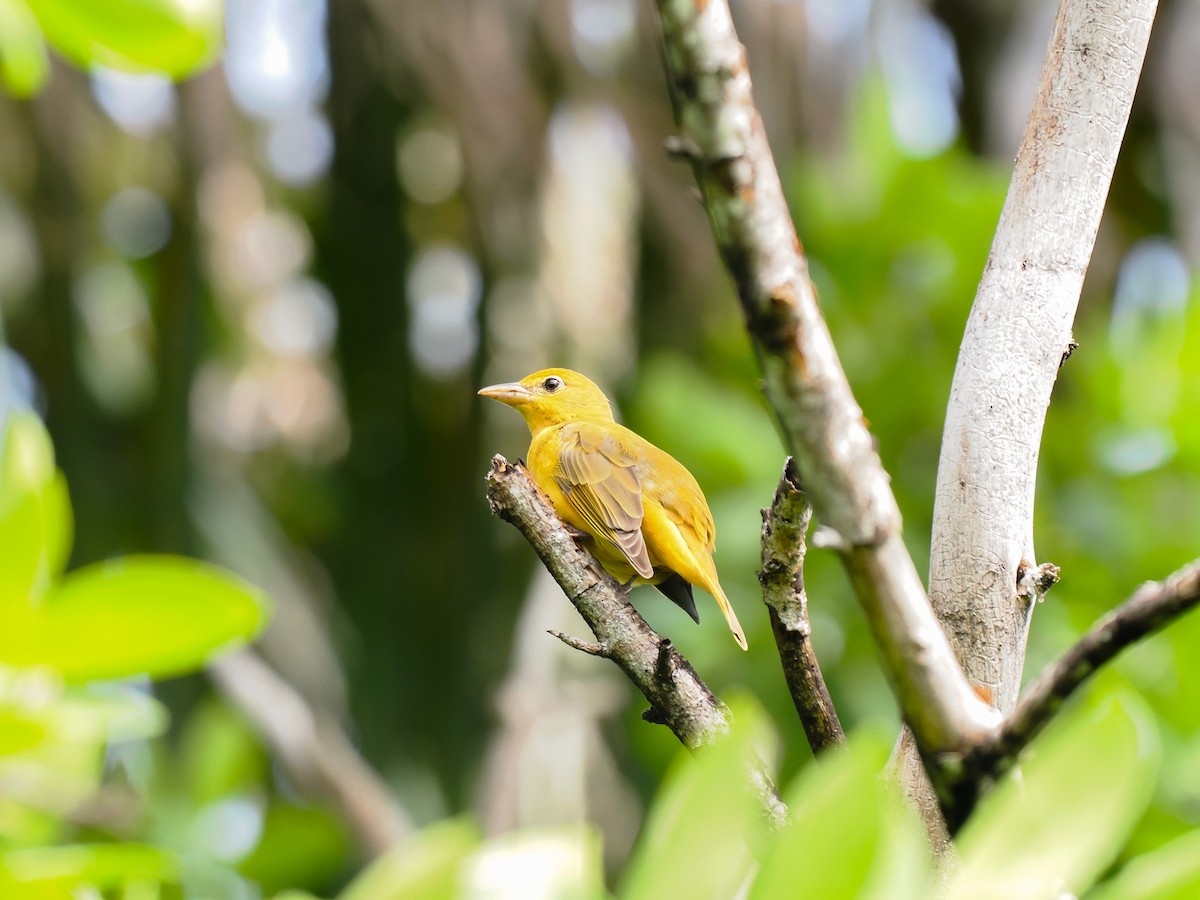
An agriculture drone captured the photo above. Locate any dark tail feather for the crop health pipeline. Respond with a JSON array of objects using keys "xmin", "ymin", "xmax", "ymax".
[{"xmin": 655, "ymin": 575, "xmax": 700, "ymax": 624}]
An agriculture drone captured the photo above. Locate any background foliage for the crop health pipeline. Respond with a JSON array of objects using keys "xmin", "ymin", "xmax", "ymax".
[{"xmin": 0, "ymin": 0, "xmax": 1198, "ymax": 896}]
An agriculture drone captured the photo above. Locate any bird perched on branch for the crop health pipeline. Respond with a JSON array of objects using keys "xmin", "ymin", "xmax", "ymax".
[{"xmin": 479, "ymin": 368, "xmax": 747, "ymax": 650}]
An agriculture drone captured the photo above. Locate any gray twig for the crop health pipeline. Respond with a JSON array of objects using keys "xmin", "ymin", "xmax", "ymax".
[
  {"xmin": 548, "ymin": 629, "xmax": 609, "ymax": 657},
  {"xmin": 760, "ymin": 458, "xmax": 845, "ymax": 754}
]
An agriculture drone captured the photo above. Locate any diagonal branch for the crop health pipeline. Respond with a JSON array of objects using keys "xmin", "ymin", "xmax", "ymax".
[
  {"xmin": 759, "ymin": 458, "xmax": 844, "ymax": 755},
  {"xmin": 651, "ymin": 0, "xmax": 998, "ymax": 754},
  {"xmin": 484, "ymin": 455, "xmax": 788, "ymax": 826},
  {"xmin": 209, "ymin": 650, "xmax": 411, "ymax": 859},
  {"xmin": 975, "ymin": 559, "xmax": 1200, "ymax": 778}
]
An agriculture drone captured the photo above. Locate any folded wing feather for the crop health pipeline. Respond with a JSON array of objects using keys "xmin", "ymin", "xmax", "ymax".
[{"xmin": 555, "ymin": 424, "xmax": 654, "ymax": 579}]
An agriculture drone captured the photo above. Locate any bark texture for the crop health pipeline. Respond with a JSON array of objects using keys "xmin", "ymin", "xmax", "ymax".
[
  {"xmin": 979, "ymin": 558, "xmax": 1200, "ymax": 775},
  {"xmin": 930, "ymin": 0, "xmax": 1159, "ymax": 714},
  {"xmin": 759, "ymin": 458, "xmax": 844, "ymax": 755}
]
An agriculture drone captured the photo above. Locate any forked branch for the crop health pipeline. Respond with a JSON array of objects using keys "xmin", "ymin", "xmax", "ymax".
[{"xmin": 979, "ymin": 559, "xmax": 1200, "ymax": 776}]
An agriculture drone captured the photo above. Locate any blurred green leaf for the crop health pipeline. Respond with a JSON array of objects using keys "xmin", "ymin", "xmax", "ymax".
[
  {"xmin": 0, "ymin": 800, "xmax": 60, "ymax": 850},
  {"xmin": 1088, "ymin": 828, "xmax": 1200, "ymax": 900},
  {"xmin": 45, "ymin": 685, "xmax": 169, "ymax": 744},
  {"xmin": 24, "ymin": 0, "xmax": 221, "ymax": 78},
  {"xmin": 0, "ymin": 556, "xmax": 269, "ymax": 682},
  {"xmin": 0, "ymin": 709, "xmax": 45, "ymax": 755},
  {"xmin": 240, "ymin": 803, "xmax": 350, "ymax": 896},
  {"xmin": 0, "ymin": 414, "xmax": 72, "ymax": 611},
  {"xmin": 947, "ymin": 692, "xmax": 1160, "ymax": 900},
  {"xmin": 181, "ymin": 699, "xmax": 268, "ymax": 805},
  {"xmin": 340, "ymin": 819, "xmax": 478, "ymax": 900},
  {"xmin": 621, "ymin": 702, "xmax": 767, "ymax": 900},
  {"xmin": 750, "ymin": 732, "xmax": 929, "ymax": 900},
  {"xmin": 0, "ymin": 411, "xmax": 54, "ymax": 497},
  {"xmin": 0, "ymin": 843, "xmax": 178, "ymax": 891},
  {"xmin": 465, "ymin": 826, "xmax": 605, "ymax": 900},
  {"xmin": 0, "ymin": 0, "xmax": 48, "ymax": 96}
]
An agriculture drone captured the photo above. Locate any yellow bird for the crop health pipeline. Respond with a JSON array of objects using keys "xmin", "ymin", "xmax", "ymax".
[{"xmin": 479, "ymin": 368, "xmax": 747, "ymax": 650}]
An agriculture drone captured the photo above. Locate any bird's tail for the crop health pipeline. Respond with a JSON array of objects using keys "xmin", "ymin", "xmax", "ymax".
[{"xmin": 712, "ymin": 582, "xmax": 748, "ymax": 651}]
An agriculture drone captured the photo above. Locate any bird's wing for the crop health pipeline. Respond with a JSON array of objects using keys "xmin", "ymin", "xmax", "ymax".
[
  {"xmin": 658, "ymin": 481, "xmax": 716, "ymax": 551},
  {"xmin": 555, "ymin": 424, "xmax": 654, "ymax": 579}
]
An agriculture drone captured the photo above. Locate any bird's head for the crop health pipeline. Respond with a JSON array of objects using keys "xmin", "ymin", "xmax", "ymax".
[{"xmin": 478, "ymin": 368, "xmax": 615, "ymax": 434}]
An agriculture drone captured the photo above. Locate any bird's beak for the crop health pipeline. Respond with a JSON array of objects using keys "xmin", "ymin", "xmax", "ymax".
[{"xmin": 477, "ymin": 382, "xmax": 531, "ymax": 406}]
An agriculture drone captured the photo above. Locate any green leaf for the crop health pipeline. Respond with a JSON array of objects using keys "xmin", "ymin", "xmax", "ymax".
[
  {"xmin": 45, "ymin": 685, "xmax": 169, "ymax": 744},
  {"xmin": 340, "ymin": 819, "xmax": 479, "ymax": 900},
  {"xmin": 466, "ymin": 826, "xmax": 605, "ymax": 900},
  {"xmin": 240, "ymin": 803, "xmax": 350, "ymax": 896},
  {"xmin": 24, "ymin": 0, "xmax": 221, "ymax": 78},
  {"xmin": 0, "ymin": 556, "xmax": 270, "ymax": 682},
  {"xmin": 621, "ymin": 703, "xmax": 767, "ymax": 900},
  {"xmin": 0, "ymin": 843, "xmax": 178, "ymax": 890},
  {"xmin": 0, "ymin": 0, "xmax": 49, "ymax": 96},
  {"xmin": 181, "ymin": 699, "xmax": 268, "ymax": 805},
  {"xmin": 750, "ymin": 732, "xmax": 929, "ymax": 900},
  {"xmin": 0, "ymin": 708, "xmax": 45, "ymax": 755},
  {"xmin": 1088, "ymin": 828, "xmax": 1200, "ymax": 900},
  {"xmin": 946, "ymin": 692, "xmax": 1160, "ymax": 900},
  {"xmin": 0, "ymin": 414, "xmax": 72, "ymax": 610},
  {"xmin": 0, "ymin": 411, "xmax": 56, "ymax": 498}
]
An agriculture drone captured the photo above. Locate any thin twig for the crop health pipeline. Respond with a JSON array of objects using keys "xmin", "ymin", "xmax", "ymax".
[
  {"xmin": 208, "ymin": 650, "xmax": 411, "ymax": 859},
  {"xmin": 548, "ymin": 629, "xmax": 609, "ymax": 657},
  {"xmin": 485, "ymin": 455, "xmax": 788, "ymax": 826},
  {"xmin": 759, "ymin": 458, "xmax": 844, "ymax": 754},
  {"xmin": 979, "ymin": 558, "xmax": 1200, "ymax": 776},
  {"xmin": 651, "ymin": 0, "xmax": 998, "ymax": 754}
]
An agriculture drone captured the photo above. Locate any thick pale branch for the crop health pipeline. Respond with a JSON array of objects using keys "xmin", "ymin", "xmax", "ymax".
[
  {"xmin": 652, "ymin": 0, "xmax": 997, "ymax": 753},
  {"xmin": 759, "ymin": 458, "xmax": 845, "ymax": 754},
  {"xmin": 929, "ymin": 0, "xmax": 1159, "ymax": 714},
  {"xmin": 982, "ymin": 559, "xmax": 1200, "ymax": 773},
  {"xmin": 484, "ymin": 455, "xmax": 788, "ymax": 826},
  {"xmin": 901, "ymin": 0, "xmax": 1158, "ymax": 836}
]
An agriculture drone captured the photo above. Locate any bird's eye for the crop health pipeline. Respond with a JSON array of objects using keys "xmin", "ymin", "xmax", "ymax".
[{"xmin": 543, "ymin": 376, "xmax": 563, "ymax": 393}]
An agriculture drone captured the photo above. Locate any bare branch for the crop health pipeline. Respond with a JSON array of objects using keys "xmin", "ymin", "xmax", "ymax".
[
  {"xmin": 980, "ymin": 559, "xmax": 1200, "ymax": 774},
  {"xmin": 893, "ymin": 0, "xmax": 1158, "ymax": 836},
  {"xmin": 759, "ymin": 458, "xmax": 845, "ymax": 754},
  {"xmin": 209, "ymin": 650, "xmax": 411, "ymax": 859},
  {"xmin": 929, "ymin": 0, "xmax": 1159, "ymax": 715},
  {"xmin": 485, "ymin": 455, "xmax": 788, "ymax": 826},
  {"xmin": 651, "ymin": 0, "xmax": 998, "ymax": 753}
]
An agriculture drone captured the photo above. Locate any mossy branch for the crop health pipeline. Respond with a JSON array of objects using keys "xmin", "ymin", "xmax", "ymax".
[{"xmin": 759, "ymin": 458, "xmax": 845, "ymax": 755}]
